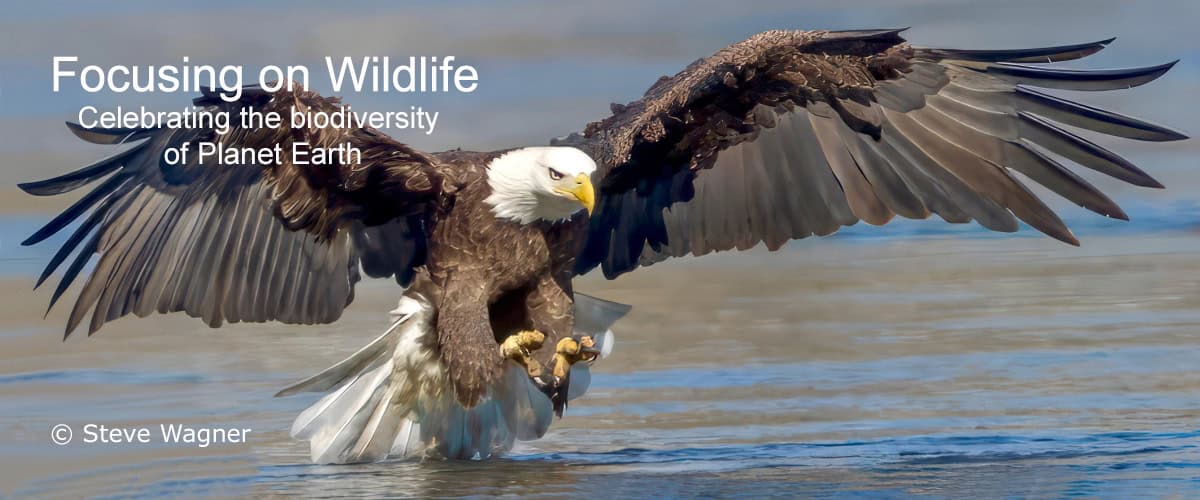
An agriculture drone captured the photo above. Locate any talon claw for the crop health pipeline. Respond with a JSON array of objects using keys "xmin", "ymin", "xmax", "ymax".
[{"xmin": 577, "ymin": 335, "xmax": 600, "ymax": 361}]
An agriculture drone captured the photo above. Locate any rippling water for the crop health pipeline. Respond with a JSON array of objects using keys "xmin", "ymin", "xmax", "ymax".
[{"xmin": 2, "ymin": 218, "xmax": 1200, "ymax": 497}]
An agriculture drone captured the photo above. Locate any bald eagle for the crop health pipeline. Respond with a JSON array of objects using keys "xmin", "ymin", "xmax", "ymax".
[{"xmin": 21, "ymin": 29, "xmax": 1186, "ymax": 463}]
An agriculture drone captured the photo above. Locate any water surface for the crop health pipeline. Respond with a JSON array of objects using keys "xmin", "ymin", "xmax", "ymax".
[{"xmin": 2, "ymin": 223, "xmax": 1199, "ymax": 497}]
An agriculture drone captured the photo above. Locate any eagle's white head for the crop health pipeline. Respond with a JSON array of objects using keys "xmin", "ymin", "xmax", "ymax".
[{"xmin": 485, "ymin": 146, "xmax": 597, "ymax": 225}]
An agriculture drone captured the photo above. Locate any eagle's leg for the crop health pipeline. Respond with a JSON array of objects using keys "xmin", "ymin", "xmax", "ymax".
[{"xmin": 499, "ymin": 329, "xmax": 546, "ymax": 378}]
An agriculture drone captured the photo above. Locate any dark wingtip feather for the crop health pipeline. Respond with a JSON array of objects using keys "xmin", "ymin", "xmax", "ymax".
[
  {"xmin": 1041, "ymin": 225, "xmax": 1081, "ymax": 247},
  {"xmin": 1091, "ymin": 197, "xmax": 1130, "ymax": 222},
  {"xmin": 33, "ymin": 194, "xmax": 116, "ymax": 287},
  {"xmin": 65, "ymin": 121, "xmax": 154, "ymax": 146},
  {"xmin": 822, "ymin": 27, "xmax": 910, "ymax": 43},
  {"xmin": 1018, "ymin": 112, "xmax": 1166, "ymax": 188},
  {"xmin": 1154, "ymin": 59, "xmax": 1181, "ymax": 79},
  {"xmin": 923, "ymin": 38, "xmax": 1118, "ymax": 64},
  {"xmin": 1159, "ymin": 129, "xmax": 1189, "ymax": 142},
  {"xmin": 1027, "ymin": 211, "xmax": 1080, "ymax": 247},
  {"xmin": 1013, "ymin": 87, "xmax": 1190, "ymax": 142},
  {"xmin": 830, "ymin": 27, "xmax": 910, "ymax": 35},
  {"xmin": 17, "ymin": 181, "xmax": 43, "ymax": 196},
  {"xmin": 19, "ymin": 142, "xmax": 144, "ymax": 197},
  {"xmin": 48, "ymin": 231, "xmax": 99, "ymax": 324},
  {"xmin": 992, "ymin": 60, "xmax": 1180, "ymax": 91},
  {"xmin": 67, "ymin": 121, "xmax": 131, "ymax": 144},
  {"xmin": 22, "ymin": 174, "xmax": 127, "ymax": 246}
]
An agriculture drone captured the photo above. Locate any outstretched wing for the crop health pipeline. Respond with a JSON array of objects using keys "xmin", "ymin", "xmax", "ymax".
[
  {"xmin": 569, "ymin": 29, "xmax": 1186, "ymax": 278},
  {"xmin": 22, "ymin": 86, "xmax": 446, "ymax": 337}
]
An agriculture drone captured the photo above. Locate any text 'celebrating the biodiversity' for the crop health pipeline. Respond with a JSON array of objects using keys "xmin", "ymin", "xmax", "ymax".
[{"xmin": 51, "ymin": 56, "xmax": 480, "ymax": 165}]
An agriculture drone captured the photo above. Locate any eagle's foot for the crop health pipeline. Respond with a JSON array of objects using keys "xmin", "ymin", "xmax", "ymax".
[
  {"xmin": 551, "ymin": 335, "xmax": 599, "ymax": 379},
  {"xmin": 499, "ymin": 329, "xmax": 546, "ymax": 378},
  {"xmin": 536, "ymin": 336, "xmax": 600, "ymax": 416}
]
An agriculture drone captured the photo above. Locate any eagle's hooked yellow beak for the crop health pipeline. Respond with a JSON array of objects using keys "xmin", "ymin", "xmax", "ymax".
[{"xmin": 558, "ymin": 174, "xmax": 595, "ymax": 215}]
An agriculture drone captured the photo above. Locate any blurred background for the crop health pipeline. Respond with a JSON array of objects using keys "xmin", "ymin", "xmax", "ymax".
[{"xmin": 1, "ymin": 1, "xmax": 1198, "ymax": 497}]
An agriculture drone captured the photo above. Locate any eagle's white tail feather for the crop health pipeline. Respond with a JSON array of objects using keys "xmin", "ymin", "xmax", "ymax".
[
  {"xmin": 289, "ymin": 361, "xmax": 381, "ymax": 440},
  {"xmin": 278, "ymin": 292, "xmax": 630, "ymax": 464},
  {"xmin": 275, "ymin": 311, "xmax": 413, "ymax": 398},
  {"xmin": 307, "ymin": 359, "xmax": 397, "ymax": 463},
  {"xmin": 346, "ymin": 370, "xmax": 407, "ymax": 460},
  {"xmin": 281, "ymin": 295, "xmax": 433, "ymax": 464},
  {"xmin": 389, "ymin": 419, "xmax": 422, "ymax": 457}
]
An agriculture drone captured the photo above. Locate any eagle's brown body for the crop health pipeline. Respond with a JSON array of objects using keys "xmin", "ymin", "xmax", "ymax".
[
  {"xmin": 412, "ymin": 150, "xmax": 586, "ymax": 405},
  {"xmin": 21, "ymin": 28, "xmax": 1186, "ymax": 462}
]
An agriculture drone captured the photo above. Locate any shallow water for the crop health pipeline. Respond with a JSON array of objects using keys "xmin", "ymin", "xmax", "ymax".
[{"xmin": 2, "ymin": 223, "xmax": 1200, "ymax": 498}]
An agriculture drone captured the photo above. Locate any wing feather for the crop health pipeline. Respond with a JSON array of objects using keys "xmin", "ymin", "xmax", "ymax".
[
  {"xmin": 921, "ymin": 38, "xmax": 1115, "ymax": 63},
  {"xmin": 22, "ymin": 86, "xmax": 444, "ymax": 337},
  {"xmin": 755, "ymin": 114, "xmax": 809, "ymax": 239},
  {"xmin": 1016, "ymin": 112, "xmax": 1162, "ymax": 187},
  {"xmin": 834, "ymin": 116, "xmax": 928, "ymax": 219},
  {"xmin": 808, "ymin": 106, "xmax": 893, "ymax": 225},
  {"xmin": 779, "ymin": 111, "xmax": 857, "ymax": 233},
  {"xmin": 978, "ymin": 61, "xmax": 1178, "ymax": 91},
  {"xmin": 878, "ymin": 123, "xmax": 1017, "ymax": 230},
  {"xmin": 571, "ymin": 29, "xmax": 1184, "ymax": 278},
  {"xmin": 886, "ymin": 108, "xmax": 1077, "ymax": 244},
  {"xmin": 909, "ymin": 103, "xmax": 1126, "ymax": 220}
]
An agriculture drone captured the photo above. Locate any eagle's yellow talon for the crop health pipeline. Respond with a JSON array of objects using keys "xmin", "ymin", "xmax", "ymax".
[
  {"xmin": 551, "ymin": 336, "xmax": 596, "ymax": 379},
  {"xmin": 500, "ymin": 330, "xmax": 547, "ymax": 378}
]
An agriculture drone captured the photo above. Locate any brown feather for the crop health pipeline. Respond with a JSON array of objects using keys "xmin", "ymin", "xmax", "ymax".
[
  {"xmin": 573, "ymin": 28, "xmax": 1181, "ymax": 278},
  {"xmin": 24, "ymin": 84, "xmax": 448, "ymax": 339}
]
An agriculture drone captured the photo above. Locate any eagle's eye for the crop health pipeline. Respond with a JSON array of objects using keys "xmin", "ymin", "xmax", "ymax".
[{"xmin": 547, "ymin": 168, "xmax": 565, "ymax": 181}]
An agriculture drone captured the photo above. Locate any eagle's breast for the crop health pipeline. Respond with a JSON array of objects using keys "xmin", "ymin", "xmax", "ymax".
[{"xmin": 423, "ymin": 152, "xmax": 576, "ymax": 299}]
